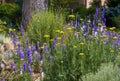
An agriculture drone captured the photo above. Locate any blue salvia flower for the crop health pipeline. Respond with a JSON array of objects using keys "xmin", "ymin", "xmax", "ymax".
[
  {"xmin": 20, "ymin": 50, "xmax": 24, "ymax": 59},
  {"xmin": 32, "ymin": 45, "xmax": 36, "ymax": 52},
  {"xmin": 27, "ymin": 49, "xmax": 33, "ymax": 64},
  {"xmin": 25, "ymin": 39, "xmax": 29, "ymax": 45},
  {"xmin": 53, "ymin": 38, "xmax": 57, "ymax": 48},
  {"xmin": 43, "ymin": 43, "xmax": 49, "ymax": 53},
  {"xmin": 94, "ymin": 8, "xmax": 99, "ymax": 20},
  {"xmin": 23, "ymin": 61, "xmax": 27, "ymax": 70},
  {"xmin": 62, "ymin": 44, "xmax": 66, "ymax": 50},
  {"xmin": 13, "ymin": 65, "xmax": 16, "ymax": 73},
  {"xmin": 37, "ymin": 42, "xmax": 40, "ymax": 50},
  {"xmin": 40, "ymin": 68, "xmax": 43, "ymax": 74},
  {"xmin": 16, "ymin": 36, "xmax": 19, "ymax": 42},
  {"xmin": 0, "ymin": 62, "xmax": 1, "ymax": 68},
  {"xmin": 34, "ymin": 51, "xmax": 38, "ymax": 60},
  {"xmin": 71, "ymin": 9, "xmax": 74, "ymax": 13},
  {"xmin": 61, "ymin": 35, "xmax": 65, "ymax": 44},
  {"xmin": 39, "ymin": 60, "xmax": 43, "ymax": 66},
  {"xmin": 28, "ymin": 65, "xmax": 32, "ymax": 74},
  {"xmin": 10, "ymin": 21, "xmax": 13, "ymax": 27},
  {"xmin": 10, "ymin": 61, "xmax": 15, "ymax": 68},
  {"xmin": 19, "ymin": 24, "xmax": 24, "ymax": 37},
  {"xmin": 49, "ymin": 55, "xmax": 53, "ymax": 62},
  {"xmin": 20, "ymin": 66, "xmax": 23, "ymax": 75},
  {"xmin": 1, "ymin": 78, "xmax": 5, "ymax": 81}
]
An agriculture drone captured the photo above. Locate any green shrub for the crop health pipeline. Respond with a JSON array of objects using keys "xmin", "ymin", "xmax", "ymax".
[
  {"xmin": 90, "ymin": 0, "xmax": 101, "ymax": 7},
  {"xmin": 27, "ymin": 11, "xmax": 64, "ymax": 43},
  {"xmin": 105, "ymin": 5, "xmax": 120, "ymax": 28},
  {"xmin": 82, "ymin": 63, "xmax": 120, "ymax": 81},
  {"xmin": 87, "ymin": 6, "xmax": 96, "ymax": 16},
  {"xmin": 111, "ymin": 16, "xmax": 120, "ymax": 28},
  {"xmin": 72, "ymin": 4, "xmax": 88, "ymax": 18},
  {"xmin": 106, "ymin": 0, "xmax": 120, "ymax": 7},
  {"xmin": 0, "ymin": 3, "xmax": 20, "ymax": 19}
]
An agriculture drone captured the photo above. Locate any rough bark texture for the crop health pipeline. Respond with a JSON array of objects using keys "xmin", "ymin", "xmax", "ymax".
[{"xmin": 22, "ymin": 0, "xmax": 47, "ymax": 27}]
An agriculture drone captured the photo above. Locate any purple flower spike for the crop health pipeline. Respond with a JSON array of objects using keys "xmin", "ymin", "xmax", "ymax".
[
  {"xmin": 23, "ymin": 62, "xmax": 27, "ymax": 70},
  {"xmin": 10, "ymin": 22, "xmax": 13, "ymax": 27},
  {"xmin": 40, "ymin": 68, "xmax": 43, "ymax": 73},
  {"xmin": 13, "ymin": 65, "xmax": 16, "ymax": 73},
  {"xmin": 10, "ymin": 61, "xmax": 15, "ymax": 68},
  {"xmin": 62, "ymin": 44, "xmax": 66, "ymax": 50},
  {"xmin": 0, "ymin": 62, "xmax": 2, "ymax": 68},
  {"xmin": 1, "ymin": 78, "xmax": 5, "ymax": 81},
  {"xmin": 20, "ymin": 50, "xmax": 24, "ymax": 59},
  {"xmin": 19, "ymin": 24, "xmax": 24, "ymax": 37},
  {"xmin": 25, "ymin": 39, "xmax": 29, "ymax": 45},
  {"xmin": 61, "ymin": 35, "xmax": 65, "ymax": 44},
  {"xmin": 28, "ymin": 65, "xmax": 32, "ymax": 74},
  {"xmin": 34, "ymin": 51, "xmax": 38, "ymax": 60},
  {"xmin": 49, "ymin": 55, "xmax": 53, "ymax": 62},
  {"xmin": 53, "ymin": 38, "xmax": 57, "ymax": 48},
  {"xmin": 39, "ymin": 60, "xmax": 43, "ymax": 66}
]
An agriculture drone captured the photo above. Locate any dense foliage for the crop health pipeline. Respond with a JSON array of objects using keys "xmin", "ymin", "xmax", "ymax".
[
  {"xmin": 0, "ymin": 0, "xmax": 120, "ymax": 81},
  {"xmin": 27, "ymin": 11, "xmax": 64, "ymax": 43},
  {"xmin": 106, "ymin": 0, "xmax": 120, "ymax": 7}
]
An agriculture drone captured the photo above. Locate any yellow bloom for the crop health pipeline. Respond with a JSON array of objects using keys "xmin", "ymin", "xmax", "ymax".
[
  {"xmin": 55, "ymin": 30, "xmax": 60, "ymax": 33},
  {"xmin": 80, "ymin": 42, "xmax": 84, "ymax": 45},
  {"xmin": 77, "ymin": 32, "xmax": 80, "ymax": 34},
  {"xmin": 40, "ymin": 46, "xmax": 44, "ymax": 49},
  {"xmin": 79, "ymin": 53, "xmax": 84, "ymax": 56},
  {"xmin": 102, "ymin": 35, "xmax": 107, "ymax": 39},
  {"xmin": 98, "ymin": 23, "xmax": 102, "ymax": 27},
  {"xmin": 73, "ymin": 45, "xmax": 77, "ymax": 48},
  {"xmin": 118, "ymin": 52, "xmax": 120, "ymax": 55},
  {"xmin": 13, "ymin": 29, "xmax": 15, "ymax": 31},
  {"xmin": 69, "ymin": 15, "xmax": 75, "ymax": 18},
  {"xmin": 57, "ymin": 37, "xmax": 61, "ymax": 40},
  {"xmin": 9, "ymin": 28, "xmax": 13, "ymax": 31},
  {"xmin": 104, "ymin": 28, "xmax": 107, "ymax": 31},
  {"xmin": 118, "ymin": 48, "xmax": 120, "ymax": 50},
  {"xmin": 3, "ymin": 21, "xmax": 7, "ymax": 24},
  {"xmin": 110, "ymin": 49, "xmax": 114, "ymax": 53},
  {"xmin": 66, "ymin": 27, "xmax": 72, "ymax": 31},
  {"xmin": 0, "ymin": 28, "xmax": 3, "ymax": 32},
  {"xmin": 60, "ymin": 31, "xmax": 64, "ymax": 34},
  {"xmin": 87, "ymin": 20, "xmax": 91, "ymax": 23},
  {"xmin": 80, "ymin": 18, "xmax": 83, "ymax": 21},
  {"xmin": 56, "ymin": 43, "xmax": 61, "ymax": 45},
  {"xmin": 109, "ymin": 27, "xmax": 116, "ymax": 31},
  {"xmin": 113, "ymin": 36, "xmax": 117, "ymax": 40},
  {"xmin": 50, "ymin": 39, "xmax": 54, "ymax": 42},
  {"xmin": 44, "ymin": 34, "xmax": 50, "ymax": 38}
]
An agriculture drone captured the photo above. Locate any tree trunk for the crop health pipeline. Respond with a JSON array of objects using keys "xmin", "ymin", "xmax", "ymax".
[{"xmin": 21, "ymin": 0, "xmax": 47, "ymax": 27}]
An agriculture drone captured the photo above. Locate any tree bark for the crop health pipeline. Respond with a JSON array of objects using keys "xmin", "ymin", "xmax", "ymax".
[{"xmin": 21, "ymin": 0, "xmax": 47, "ymax": 27}]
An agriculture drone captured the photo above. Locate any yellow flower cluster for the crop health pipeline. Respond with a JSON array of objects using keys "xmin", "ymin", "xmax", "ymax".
[
  {"xmin": 80, "ymin": 42, "xmax": 84, "ymax": 45},
  {"xmin": 57, "ymin": 37, "xmax": 61, "ymax": 40},
  {"xmin": 98, "ymin": 23, "xmax": 102, "ymax": 27},
  {"xmin": 109, "ymin": 48, "xmax": 114, "ymax": 53},
  {"xmin": 0, "ymin": 21, "xmax": 7, "ymax": 25},
  {"xmin": 102, "ymin": 35, "xmax": 107, "ymax": 39},
  {"xmin": 55, "ymin": 30, "xmax": 60, "ymax": 33},
  {"xmin": 79, "ymin": 53, "xmax": 84, "ymax": 56},
  {"xmin": 113, "ymin": 36, "xmax": 117, "ymax": 40},
  {"xmin": 69, "ymin": 15, "xmax": 75, "ymax": 18},
  {"xmin": 66, "ymin": 27, "xmax": 72, "ymax": 31},
  {"xmin": 44, "ymin": 34, "xmax": 50, "ymax": 38},
  {"xmin": 55, "ymin": 30, "xmax": 64, "ymax": 34},
  {"xmin": 73, "ymin": 45, "xmax": 77, "ymax": 48},
  {"xmin": 109, "ymin": 27, "xmax": 116, "ymax": 31}
]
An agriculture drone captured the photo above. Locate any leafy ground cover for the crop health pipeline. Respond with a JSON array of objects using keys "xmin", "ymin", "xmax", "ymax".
[{"xmin": 0, "ymin": 7, "xmax": 120, "ymax": 81}]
